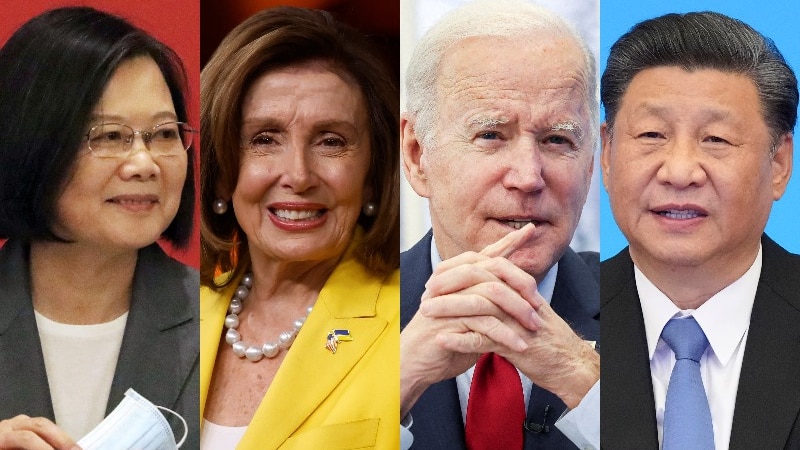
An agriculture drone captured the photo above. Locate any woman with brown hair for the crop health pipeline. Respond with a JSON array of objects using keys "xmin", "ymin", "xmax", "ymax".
[{"xmin": 199, "ymin": 7, "xmax": 399, "ymax": 449}]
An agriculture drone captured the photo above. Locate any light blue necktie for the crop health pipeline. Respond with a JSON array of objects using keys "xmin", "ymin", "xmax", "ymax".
[{"xmin": 661, "ymin": 317, "xmax": 715, "ymax": 450}]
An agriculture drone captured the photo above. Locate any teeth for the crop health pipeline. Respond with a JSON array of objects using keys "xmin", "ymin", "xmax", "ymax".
[
  {"xmin": 274, "ymin": 209, "xmax": 323, "ymax": 221},
  {"xmin": 503, "ymin": 220, "xmax": 533, "ymax": 230},
  {"xmin": 661, "ymin": 209, "xmax": 701, "ymax": 219}
]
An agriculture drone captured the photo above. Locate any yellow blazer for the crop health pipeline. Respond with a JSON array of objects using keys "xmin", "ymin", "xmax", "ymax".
[{"xmin": 200, "ymin": 249, "xmax": 399, "ymax": 449}]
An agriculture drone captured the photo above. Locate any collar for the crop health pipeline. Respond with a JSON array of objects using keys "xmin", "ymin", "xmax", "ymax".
[
  {"xmin": 636, "ymin": 245, "xmax": 761, "ymax": 364},
  {"xmin": 429, "ymin": 234, "xmax": 557, "ymax": 304}
]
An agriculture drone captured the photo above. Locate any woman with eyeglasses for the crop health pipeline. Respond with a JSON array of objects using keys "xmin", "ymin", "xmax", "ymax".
[{"xmin": 0, "ymin": 7, "xmax": 199, "ymax": 449}]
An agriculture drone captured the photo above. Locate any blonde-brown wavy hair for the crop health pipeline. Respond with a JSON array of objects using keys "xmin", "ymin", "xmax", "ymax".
[{"xmin": 200, "ymin": 7, "xmax": 399, "ymax": 288}]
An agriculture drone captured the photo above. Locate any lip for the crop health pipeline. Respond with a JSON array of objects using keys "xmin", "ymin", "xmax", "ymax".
[
  {"xmin": 491, "ymin": 216, "xmax": 548, "ymax": 231},
  {"xmin": 267, "ymin": 202, "xmax": 328, "ymax": 231},
  {"xmin": 650, "ymin": 203, "xmax": 708, "ymax": 226},
  {"xmin": 107, "ymin": 194, "xmax": 159, "ymax": 212}
]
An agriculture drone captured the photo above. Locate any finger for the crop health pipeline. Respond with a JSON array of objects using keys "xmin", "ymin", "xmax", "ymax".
[
  {"xmin": 479, "ymin": 223, "xmax": 536, "ymax": 258},
  {"xmin": 455, "ymin": 315, "xmax": 528, "ymax": 352},
  {"xmin": 420, "ymin": 284, "xmax": 540, "ymax": 331},
  {"xmin": 474, "ymin": 257, "xmax": 544, "ymax": 309},
  {"xmin": 431, "ymin": 250, "xmax": 488, "ymax": 276},
  {"xmin": 0, "ymin": 430, "xmax": 55, "ymax": 450},
  {"xmin": 0, "ymin": 415, "xmax": 77, "ymax": 450},
  {"xmin": 424, "ymin": 263, "xmax": 498, "ymax": 297}
]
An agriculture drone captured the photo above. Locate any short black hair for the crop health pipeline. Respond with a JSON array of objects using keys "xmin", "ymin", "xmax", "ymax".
[
  {"xmin": 0, "ymin": 6, "xmax": 194, "ymax": 247},
  {"xmin": 602, "ymin": 11, "xmax": 798, "ymax": 142}
]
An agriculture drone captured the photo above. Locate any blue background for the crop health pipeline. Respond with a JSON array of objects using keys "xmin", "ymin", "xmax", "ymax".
[{"xmin": 600, "ymin": 0, "xmax": 800, "ymax": 259}]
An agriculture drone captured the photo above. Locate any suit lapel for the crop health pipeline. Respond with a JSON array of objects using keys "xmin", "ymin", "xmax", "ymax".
[
  {"xmin": 401, "ymin": 231, "xmax": 467, "ymax": 449},
  {"xmin": 107, "ymin": 245, "xmax": 198, "ymax": 414},
  {"xmin": 600, "ymin": 248, "xmax": 659, "ymax": 449},
  {"xmin": 238, "ymin": 252, "xmax": 388, "ymax": 449},
  {"xmin": 0, "ymin": 241, "xmax": 54, "ymax": 421},
  {"xmin": 729, "ymin": 236, "xmax": 800, "ymax": 449}
]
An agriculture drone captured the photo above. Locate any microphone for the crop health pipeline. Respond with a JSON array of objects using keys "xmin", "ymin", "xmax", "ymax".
[{"xmin": 523, "ymin": 404, "xmax": 550, "ymax": 434}]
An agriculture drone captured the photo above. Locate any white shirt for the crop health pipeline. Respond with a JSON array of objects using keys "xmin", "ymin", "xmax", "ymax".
[
  {"xmin": 35, "ymin": 310, "xmax": 127, "ymax": 440},
  {"xmin": 200, "ymin": 419, "xmax": 247, "ymax": 450},
  {"xmin": 399, "ymin": 239, "xmax": 599, "ymax": 450},
  {"xmin": 636, "ymin": 246, "xmax": 761, "ymax": 450}
]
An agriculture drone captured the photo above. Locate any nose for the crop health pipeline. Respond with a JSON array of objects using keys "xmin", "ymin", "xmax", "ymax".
[
  {"xmin": 119, "ymin": 133, "xmax": 159, "ymax": 180},
  {"xmin": 280, "ymin": 144, "xmax": 317, "ymax": 193},
  {"xmin": 502, "ymin": 137, "xmax": 546, "ymax": 193},
  {"xmin": 655, "ymin": 139, "xmax": 708, "ymax": 188}
]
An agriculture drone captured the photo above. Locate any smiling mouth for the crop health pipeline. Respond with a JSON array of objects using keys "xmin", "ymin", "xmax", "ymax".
[
  {"xmin": 271, "ymin": 208, "xmax": 326, "ymax": 221},
  {"xmin": 658, "ymin": 209, "xmax": 706, "ymax": 220}
]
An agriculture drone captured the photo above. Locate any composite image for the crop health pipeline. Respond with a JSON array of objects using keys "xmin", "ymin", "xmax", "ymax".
[{"xmin": 0, "ymin": 0, "xmax": 798, "ymax": 449}]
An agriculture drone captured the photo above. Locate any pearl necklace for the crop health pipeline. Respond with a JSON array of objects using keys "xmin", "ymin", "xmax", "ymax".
[{"xmin": 224, "ymin": 273, "xmax": 313, "ymax": 362}]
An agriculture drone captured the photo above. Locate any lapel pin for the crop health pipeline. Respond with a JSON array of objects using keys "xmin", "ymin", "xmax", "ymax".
[{"xmin": 325, "ymin": 329, "xmax": 353, "ymax": 354}]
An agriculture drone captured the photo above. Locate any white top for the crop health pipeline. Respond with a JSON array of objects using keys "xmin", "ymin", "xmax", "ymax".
[
  {"xmin": 200, "ymin": 419, "xmax": 248, "ymax": 450},
  {"xmin": 35, "ymin": 310, "xmax": 128, "ymax": 440},
  {"xmin": 636, "ymin": 245, "xmax": 761, "ymax": 450}
]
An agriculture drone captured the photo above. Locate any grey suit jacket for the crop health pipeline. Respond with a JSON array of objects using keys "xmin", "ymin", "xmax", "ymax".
[
  {"xmin": 601, "ymin": 235, "xmax": 800, "ymax": 449},
  {"xmin": 0, "ymin": 241, "xmax": 199, "ymax": 449}
]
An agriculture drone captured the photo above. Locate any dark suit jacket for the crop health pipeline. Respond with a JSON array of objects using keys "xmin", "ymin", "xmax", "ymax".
[
  {"xmin": 0, "ymin": 241, "xmax": 200, "ymax": 449},
  {"xmin": 401, "ymin": 230, "xmax": 600, "ymax": 449},
  {"xmin": 601, "ymin": 235, "xmax": 800, "ymax": 450}
]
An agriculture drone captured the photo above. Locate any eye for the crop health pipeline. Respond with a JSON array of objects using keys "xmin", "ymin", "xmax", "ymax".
[
  {"xmin": 543, "ymin": 135, "xmax": 574, "ymax": 146},
  {"xmin": 637, "ymin": 131, "xmax": 665, "ymax": 139},
  {"xmin": 477, "ymin": 131, "xmax": 501, "ymax": 140},
  {"xmin": 152, "ymin": 124, "xmax": 180, "ymax": 141},
  {"xmin": 703, "ymin": 135, "xmax": 731, "ymax": 144},
  {"xmin": 250, "ymin": 133, "xmax": 276, "ymax": 147},
  {"xmin": 321, "ymin": 137, "xmax": 346, "ymax": 147}
]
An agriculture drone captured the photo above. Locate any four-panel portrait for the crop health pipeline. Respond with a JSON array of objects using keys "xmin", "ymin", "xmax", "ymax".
[{"xmin": 1, "ymin": 0, "xmax": 798, "ymax": 449}]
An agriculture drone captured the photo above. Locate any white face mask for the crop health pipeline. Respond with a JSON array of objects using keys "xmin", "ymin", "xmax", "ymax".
[{"xmin": 78, "ymin": 388, "xmax": 187, "ymax": 450}]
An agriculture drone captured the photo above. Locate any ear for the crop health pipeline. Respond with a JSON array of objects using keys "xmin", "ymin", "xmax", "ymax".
[
  {"xmin": 600, "ymin": 122, "xmax": 612, "ymax": 191},
  {"xmin": 771, "ymin": 133, "xmax": 793, "ymax": 200},
  {"xmin": 401, "ymin": 114, "xmax": 431, "ymax": 198}
]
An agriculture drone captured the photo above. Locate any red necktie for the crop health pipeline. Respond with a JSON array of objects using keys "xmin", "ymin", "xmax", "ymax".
[{"xmin": 465, "ymin": 352, "xmax": 525, "ymax": 449}]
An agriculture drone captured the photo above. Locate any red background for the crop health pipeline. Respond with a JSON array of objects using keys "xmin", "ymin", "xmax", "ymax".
[{"xmin": 0, "ymin": 0, "xmax": 200, "ymax": 268}]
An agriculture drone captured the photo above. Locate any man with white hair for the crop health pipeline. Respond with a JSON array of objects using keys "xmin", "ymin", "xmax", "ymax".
[{"xmin": 400, "ymin": 1, "xmax": 599, "ymax": 448}]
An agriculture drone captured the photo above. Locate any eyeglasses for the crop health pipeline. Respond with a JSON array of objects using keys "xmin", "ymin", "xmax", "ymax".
[{"xmin": 85, "ymin": 121, "xmax": 196, "ymax": 158}]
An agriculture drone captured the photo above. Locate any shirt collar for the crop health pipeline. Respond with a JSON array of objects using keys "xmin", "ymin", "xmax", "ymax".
[
  {"xmin": 430, "ymin": 234, "xmax": 557, "ymax": 304},
  {"xmin": 636, "ymin": 245, "xmax": 761, "ymax": 365}
]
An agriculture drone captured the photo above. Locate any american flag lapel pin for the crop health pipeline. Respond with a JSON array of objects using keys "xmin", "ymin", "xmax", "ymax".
[{"xmin": 325, "ymin": 329, "xmax": 353, "ymax": 354}]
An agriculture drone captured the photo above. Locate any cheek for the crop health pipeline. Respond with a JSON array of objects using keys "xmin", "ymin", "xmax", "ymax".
[{"xmin": 234, "ymin": 160, "xmax": 275, "ymax": 202}]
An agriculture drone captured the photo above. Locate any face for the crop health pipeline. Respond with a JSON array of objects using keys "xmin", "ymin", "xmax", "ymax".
[
  {"xmin": 55, "ymin": 57, "xmax": 187, "ymax": 251},
  {"xmin": 601, "ymin": 67, "xmax": 793, "ymax": 273},
  {"xmin": 232, "ymin": 62, "xmax": 372, "ymax": 265},
  {"xmin": 404, "ymin": 35, "xmax": 594, "ymax": 279}
]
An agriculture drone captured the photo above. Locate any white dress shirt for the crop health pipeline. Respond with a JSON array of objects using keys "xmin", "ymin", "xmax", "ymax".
[
  {"xmin": 636, "ymin": 245, "xmax": 761, "ymax": 450},
  {"xmin": 398, "ymin": 239, "xmax": 599, "ymax": 450}
]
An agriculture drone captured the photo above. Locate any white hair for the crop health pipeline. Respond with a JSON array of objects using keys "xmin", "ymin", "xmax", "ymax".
[{"xmin": 405, "ymin": 0, "xmax": 599, "ymax": 149}]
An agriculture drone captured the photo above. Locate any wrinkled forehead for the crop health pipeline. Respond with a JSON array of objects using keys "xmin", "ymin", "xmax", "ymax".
[{"xmin": 434, "ymin": 35, "xmax": 591, "ymax": 123}]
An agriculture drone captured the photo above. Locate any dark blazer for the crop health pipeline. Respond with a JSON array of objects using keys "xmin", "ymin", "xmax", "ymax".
[
  {"xmin": 401, "ymin": 230, "xmax": 600, "ymax": 449},
  {"xmin": 601, "ymin": 235, "xmax": 800, "ymax": 450},
  {"xmin": 0, "ymin": 241, "xmax": 200, "ymax": 449}
]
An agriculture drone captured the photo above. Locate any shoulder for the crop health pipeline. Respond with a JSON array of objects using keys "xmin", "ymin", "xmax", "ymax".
[{"xmin": 760, "ymin": 235, "xmax": 800, "ymax": 311}]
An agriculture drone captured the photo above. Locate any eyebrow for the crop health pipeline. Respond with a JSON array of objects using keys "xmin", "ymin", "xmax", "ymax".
[
  {"xmin": 469, "ymin": 116, "xmax": 509, "ymax": 129},
  {"xmin": 549, "ymin": 120, "xmax": 584, "ymax": 142},
  {"xmin": 637, "ymin": 103, "xmax": 732, "ymax": 123}
]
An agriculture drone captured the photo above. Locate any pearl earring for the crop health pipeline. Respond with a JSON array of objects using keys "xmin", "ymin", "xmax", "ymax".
[
  {"xmin": 213, "ymin": 198, "xmax": 228, "ymax": 215},
  {"xmin": 362, "ymin": 201, "xmax": 377, "ymax": 217}
]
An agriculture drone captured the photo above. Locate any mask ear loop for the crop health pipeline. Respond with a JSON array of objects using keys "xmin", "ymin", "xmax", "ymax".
[{"xmin": 157, "ymin": 406, "xmax": 188, "ymax": 448}]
